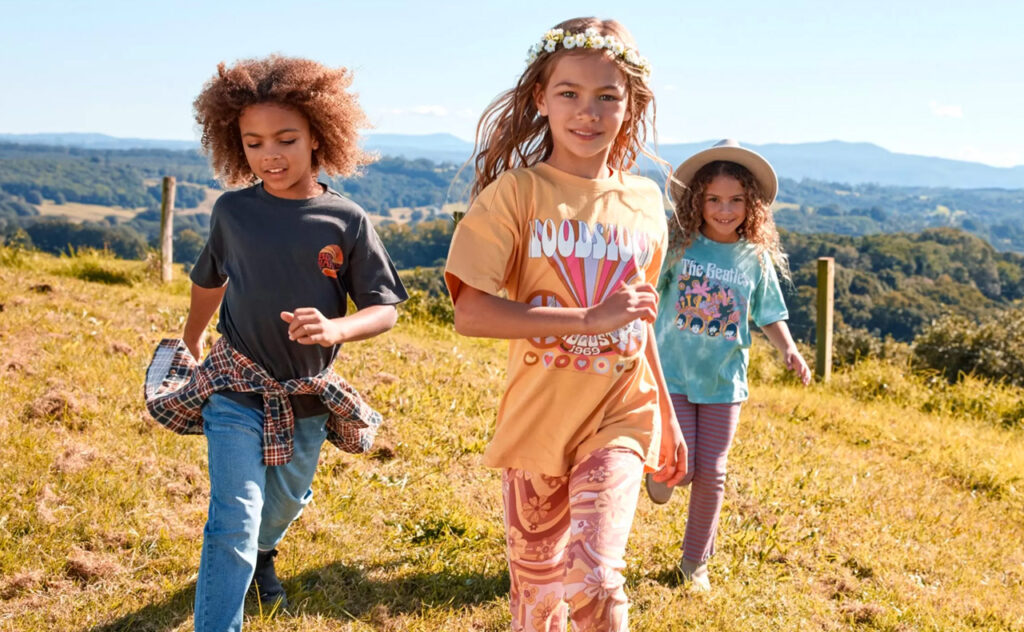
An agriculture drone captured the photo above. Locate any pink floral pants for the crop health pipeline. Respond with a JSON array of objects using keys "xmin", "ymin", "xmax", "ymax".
[{"xmin": 502, "ymin": 447, "xmax": 644, "ymax": 632}]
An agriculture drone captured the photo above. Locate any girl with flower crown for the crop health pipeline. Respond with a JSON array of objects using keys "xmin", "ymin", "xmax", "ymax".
[{"xmin": 444, "ymin": 17, "xmax": 686, "ymax": 631}]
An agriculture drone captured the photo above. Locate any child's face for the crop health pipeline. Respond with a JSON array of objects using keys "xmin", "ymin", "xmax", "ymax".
[
  {"xmin": 700, "ymin": 175, "xmax": 746, "ymax": 243},
  {"xmin": 238, "ymin": 102, "xmax": 321, "ymax": 199},
  {"xmin": 533, "ymin": 52, "xmax": 629, "ymax": 179}
]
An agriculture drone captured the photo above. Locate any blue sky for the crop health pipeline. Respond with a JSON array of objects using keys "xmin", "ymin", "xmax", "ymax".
[{"xmin": 1, "ymin": 0, "xmax": 1021, "ymax": 166}]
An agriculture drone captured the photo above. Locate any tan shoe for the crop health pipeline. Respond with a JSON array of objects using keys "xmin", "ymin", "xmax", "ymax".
[
  {"xmin": 645, "ymin": 472, "xmax": 675, "ymax": 504},
  {"xmin": 679, "ymin": 557, "xmax": 711, "ymax": 592}
]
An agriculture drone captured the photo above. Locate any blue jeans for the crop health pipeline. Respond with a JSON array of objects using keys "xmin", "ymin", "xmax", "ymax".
[{"xmin": 193, "ymin": 393, "xmax": 328, "ymax": 632}]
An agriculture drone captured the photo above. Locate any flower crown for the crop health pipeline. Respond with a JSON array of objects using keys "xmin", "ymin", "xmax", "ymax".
[{"xmin": 526, "ymin": 27, "xmax": 652, "ymax": 82}]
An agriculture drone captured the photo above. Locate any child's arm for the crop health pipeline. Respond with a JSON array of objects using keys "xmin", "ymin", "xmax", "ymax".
[
  {"xmin": 183, "ymin": 283, "xmax": 227, "ymax": 360},
  {"xmin": 452, "ymin": 283, "xmax": 659, "ymax": 339},
  {"xmin": 281, "ymin": 304, "xmax": 398, "ymax": 346},
  {"xmin": 644, "ymin": 323, "xmax": 688, "ymax": 485},
  {"xmin": 760, "ymin": 320, "xmax": 812, "ymax": 385}
]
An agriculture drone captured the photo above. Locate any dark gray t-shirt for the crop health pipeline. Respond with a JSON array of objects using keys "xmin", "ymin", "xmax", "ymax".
[{"xmin": 191, "ymin": 183, "xmax": 407, "ymax": 414}]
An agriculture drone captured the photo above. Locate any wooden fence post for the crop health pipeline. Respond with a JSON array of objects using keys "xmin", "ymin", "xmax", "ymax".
[
  {"xmin": 816, "ymin": 257, "xmax": 835, "ymax": 382},
  {"xmin": 160, "ymin": 176, "xmax": 176, "ymax": 283}
]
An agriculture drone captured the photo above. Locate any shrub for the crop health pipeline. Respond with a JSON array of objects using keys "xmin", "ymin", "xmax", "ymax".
[
  {"xmin": 398, "ymin": 289, "xmax": 454, "ymax": 325},
  {"xmin": 832, "ymin": 357, "xmax": 920, "ymax": 407},
  {"xmin": 399, "ymin": 266, "xmax": 448, "ymax": 298},
  {"xmin": 832, "ymin": 325, "xmax": 910, "ymax": 369},
  {"xmin": 913, "ymin": 307, "xmax": 1024, "ymax": 387},
  {"xmin": 919, "ymin": 373, "xmax": 1024, "ymax": 428},
  {"xmin": 55, "ymin": 248, "xmax": 143, "ymax": 286}
]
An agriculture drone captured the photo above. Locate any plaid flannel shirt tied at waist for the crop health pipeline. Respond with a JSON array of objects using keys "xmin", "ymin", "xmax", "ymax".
[{"xmin": 144, "ymin": 337, "xmax": 381, "ymax": 465}]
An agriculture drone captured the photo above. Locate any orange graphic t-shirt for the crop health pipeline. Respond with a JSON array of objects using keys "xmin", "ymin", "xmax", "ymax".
[{"xmin": 445, "ymin": 163, "xmax": 668, "ymax": 476}]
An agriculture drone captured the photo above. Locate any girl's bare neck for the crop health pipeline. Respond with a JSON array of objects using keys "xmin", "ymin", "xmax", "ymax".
[{"xmin": 543, "ymin": 153, "xmax": 613, "ymax": 180}]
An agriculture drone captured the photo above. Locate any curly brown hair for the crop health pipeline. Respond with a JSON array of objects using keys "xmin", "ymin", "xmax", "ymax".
[
  {"xmin": 667, "ymin": 161, "xmax": 790, "ymax": 280},
  {"xmin": 193, "ymin": 55, "xmax": 372, "ymax": 186},
  {"xmin": 468, "ymin": 17, "xmax": 664, "ymax": 199}
]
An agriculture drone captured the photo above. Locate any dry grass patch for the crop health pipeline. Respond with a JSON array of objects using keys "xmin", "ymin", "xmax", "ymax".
[{"xmin": 1, "ymin": 248, "xmax": 1022, "ymax": 631}]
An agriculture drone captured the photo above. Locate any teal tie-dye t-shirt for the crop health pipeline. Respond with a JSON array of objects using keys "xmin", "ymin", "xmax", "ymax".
[{"xmin": 653, "ymin": 234, "xmax": 789, "ymax": 403}]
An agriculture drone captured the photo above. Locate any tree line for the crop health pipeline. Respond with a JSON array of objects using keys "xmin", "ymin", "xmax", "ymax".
[
  {"xmin": 782, "ymin": 228, "xmax": 1024, "ymax": 342},
  {"xmin": 3, "ymin": 143, "xmax": 1024, "ymax": 346},
  {"xmin": 773, "ymin": 178, "xmax": 1024, "ymax": 253}
]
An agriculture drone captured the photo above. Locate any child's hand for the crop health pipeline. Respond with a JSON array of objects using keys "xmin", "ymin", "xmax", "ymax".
[
  {"xmin": 786, "ymin": 348, "xmax": 812, "ymax": 385},
  {"xmin": 281, "ymin": 308, "xmax": 343, "ymax": 347},
  {"xmin": 651, "ymin": 409, "xmax": 688, "ymax": 485},
  {"xmin": 184, "ymin": 331, "xmax": 206, "ymax": 361},
  {"xmin": 584, "ymin": 282, "xmax": 659, "ymax": 333}
]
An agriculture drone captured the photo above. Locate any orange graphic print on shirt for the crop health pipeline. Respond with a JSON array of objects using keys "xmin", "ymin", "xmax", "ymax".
[
  {"xmin": 318, "ymin": 244, "xmax": 344, "ymax": 278},
  {"xmin": 527, "ymin": 218, "xmax": 655, "ymax": 364}
]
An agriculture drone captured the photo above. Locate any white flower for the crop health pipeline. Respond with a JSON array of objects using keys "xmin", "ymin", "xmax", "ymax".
[
  {"xmin": 523, "ymin": 28, "xmax": 653, "ymax": 84},
  {"xmin": 604, "ymin": 36, "xmax": 623, "ymax": 54}
]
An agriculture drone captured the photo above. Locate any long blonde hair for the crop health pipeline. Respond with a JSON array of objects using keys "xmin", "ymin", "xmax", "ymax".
[
  {"xmin": 469, "ymin": 17, "xmax": 660, "ymax": 200},
  {"xmin": 667, "ymin": 161, "xmax": 791, "ymax": 280}
]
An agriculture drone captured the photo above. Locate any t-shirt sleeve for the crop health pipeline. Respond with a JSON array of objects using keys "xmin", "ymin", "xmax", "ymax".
[
  {"xmin": 752, "ymin": 254, "xmax": 790, "ymax": 327},
  {"xmin": 189, "ymin": 201, "xmax": 228, "ymax": 288},
  {"xmin": 444, "ymin": 173, "xmax": 521, "ymax": 303},
  {"xmin": 342, "ymin": 214, "xmax": 409, "ymax": 309}
]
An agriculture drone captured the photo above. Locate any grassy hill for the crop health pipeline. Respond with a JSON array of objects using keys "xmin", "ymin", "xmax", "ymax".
[{"xmin": 0, "ymin": 247, "xmax": 1022, "ymax": 631}]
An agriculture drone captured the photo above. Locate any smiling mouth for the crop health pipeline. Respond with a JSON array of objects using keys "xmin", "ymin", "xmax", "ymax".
[
  {"xmin": 570, "ymin": 129, "xmax": 601, "ymax": 139},
  {"xmin": 264, "ymin": 167, "xmax": 287, "ymax": 176}
]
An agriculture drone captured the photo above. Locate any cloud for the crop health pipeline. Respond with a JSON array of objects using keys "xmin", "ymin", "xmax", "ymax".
[{"xmin": 928, "ymin": 101, "xmax": 964, "ymax": 119}]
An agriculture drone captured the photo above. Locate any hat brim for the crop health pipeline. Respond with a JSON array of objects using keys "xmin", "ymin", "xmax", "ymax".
[{"xmin": 669, "ymin": 145, "xmax": 778, "ymax": 206}]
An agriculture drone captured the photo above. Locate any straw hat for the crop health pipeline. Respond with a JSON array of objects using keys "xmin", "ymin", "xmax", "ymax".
[{"xmin": 670, "ymin": 139, "xmax": 778, "ymax": 205}]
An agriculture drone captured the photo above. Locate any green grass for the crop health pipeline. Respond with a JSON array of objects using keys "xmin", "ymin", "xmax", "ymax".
[{"xmin": 0, "ymin": 246, "xmax": 1022, "ymax": 631}]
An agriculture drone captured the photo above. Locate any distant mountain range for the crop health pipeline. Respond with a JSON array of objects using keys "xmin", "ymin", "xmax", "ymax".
[
  {"xmin": 2, "ymin": 132, "xmax": 1022, "ymax": 189},
  {"xmin": 0, "ymin": 132, "xmax": 198, "ymax": 152}
]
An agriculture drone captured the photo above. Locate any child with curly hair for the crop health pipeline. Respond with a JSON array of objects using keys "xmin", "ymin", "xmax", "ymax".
[
  {"xmin": 152, "ymin": 55, "xmax": 407, "ymax": 631},
  {"xmin": 646, "ymin": 139, "xmax": 811, "ymax": 592},
  {"xmin": 445, "ymin": 17, "xmax": 686, "ymax": 631}
]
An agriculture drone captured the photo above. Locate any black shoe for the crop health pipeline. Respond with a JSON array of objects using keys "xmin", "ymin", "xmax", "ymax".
[{"xmin": 250, "ymin": 549, "xmax": 288, "ymax": 609}]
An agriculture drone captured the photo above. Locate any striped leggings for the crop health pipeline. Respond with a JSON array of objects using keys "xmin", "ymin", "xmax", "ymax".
[
  {"xmin": 672, "ymin": 393, "xmax": 742, "ymax": 563},
  {"xmin": 503, "ymin": 447, "xmax": 643, "ymax": 632}
]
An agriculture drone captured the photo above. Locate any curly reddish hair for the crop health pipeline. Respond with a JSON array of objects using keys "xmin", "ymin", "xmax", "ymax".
[
  {"xmin": 193, "ymin": 55, "xmax": 372, "ymax": 186},
  {"xmin": 667, "ymin": 160, "xmax": 790, "ymax": 280}
]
